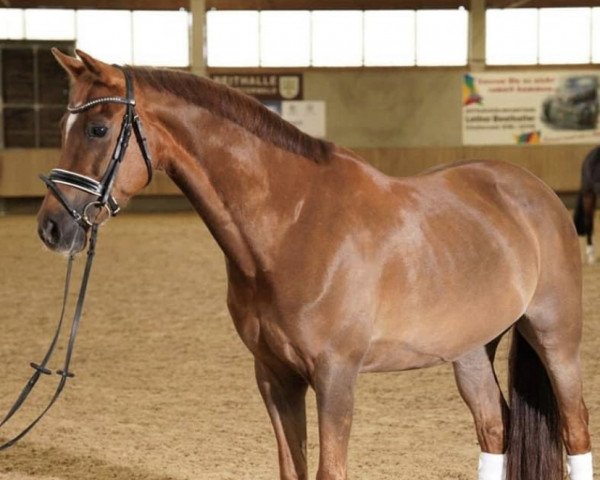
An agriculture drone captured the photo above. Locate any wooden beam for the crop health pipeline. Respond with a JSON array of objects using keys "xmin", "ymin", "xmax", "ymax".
[
  {"xmin": 190, "ymin": 0, "xmax": 207, "ymax": 76},
  {"xmin": 487, "ymin": 0, "xmax": 600, "ymax": 7},
  {"xmin": 0, "ymin": 146, "xmax": 589, "ymax": 196}
]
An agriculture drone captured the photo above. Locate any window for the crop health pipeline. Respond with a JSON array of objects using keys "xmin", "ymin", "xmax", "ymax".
[
  {"xmin": 206, "ymin": 11, "xmax": 259, "ymax": 67},
  {"xmin": 0, "ymin": 8, "xmax": 189, "ymax": 67},
  {"xmin": 76, "ymin": 10, "xmax": 133, "ymax": 65},
  {"xmin": 24, "ymin": 9, "xmax": 75, "ymax": 40},
  {"xmin": 207, "ymin": 9, "xmax": 467, "ymax": 68},
  {"xmin": 487, "ymin": 7, "xmax": 600, "ymax": 65},
  {"xmin": 311, "ymin": 11, "xmax": 363, "ymax": 67},
  {"xmin": 539, "ymin": 8, "xmax": 590, "ymax": 64},
  {"xmin": 133, "ymin": 11, "xmax": 189, "ymax": 67},
  {"xmin": 363, "ymin": 10, "xmax": 415, "ymax": 66},
  {"xmin": 260, "ymin": 11, "xmax": 311, "ymax": 67},
  {"xmin": 0, "ymin": 9, "xmax": 24, "ymax": 40},
  {"xmin": 416, "ymin": 9, "xmax": 468, "ymax": 66},
  {"xmin": 593, "ymin": 8, "xmax": 600, "ymax": 63},
  {"xmin": 486, "ymin": 9, "xmax": 538, "ymax": 65}
]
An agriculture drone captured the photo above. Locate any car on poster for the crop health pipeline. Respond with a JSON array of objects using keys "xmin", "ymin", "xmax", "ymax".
[{"xmin": 541, "ymin": 75, "xmax": 599, "ymax": 130}]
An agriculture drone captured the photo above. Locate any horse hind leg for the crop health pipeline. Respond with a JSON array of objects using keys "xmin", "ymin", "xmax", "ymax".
[
  {"xmin": 583, "ymin": 191, "xmax": 596, "ymax": 264},
  {"xmin": 453, "ymin": 337, "xmax": 509, "ymax": 480},
  {"xmin": 511, "ymin": 308, "xmax": 592, "ymax": 480}
]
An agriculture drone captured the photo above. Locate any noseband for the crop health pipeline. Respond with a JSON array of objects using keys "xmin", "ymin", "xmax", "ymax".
[
  {"xmin": 0, "ymin": 67, "xmax": 153, "ymax": 451},
  {"xmin": 40, "ymin": 66, "xmax": 153, "ymax": 227}
]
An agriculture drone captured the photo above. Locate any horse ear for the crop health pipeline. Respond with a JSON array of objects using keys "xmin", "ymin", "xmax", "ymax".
[
  {"xmin": 75, "ymin": 49, "xmax": 121, "ymax": 85},
  {"xmin": 51, "ymin": 48, "xmax": 85, "ymax": 79},
  {"xmin": 75, "ymin": 49, "xmax": 107, "ymax": 76},
  {"xmin": 75, "ymin": 49, "xmax": 120, "ymax": 85}
]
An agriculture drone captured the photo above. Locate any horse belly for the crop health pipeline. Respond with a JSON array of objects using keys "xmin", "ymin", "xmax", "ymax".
[
  {"xmin": 361, "ymin": 294, "xmax": 524, "ymax": 373},
  {"xmin": 360, "ymin": 244, "xmax": 538, "ymax": 373}
]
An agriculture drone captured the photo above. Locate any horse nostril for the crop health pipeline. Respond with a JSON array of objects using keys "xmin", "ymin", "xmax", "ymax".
[{"xmin": 38, "ymin": 218, "xmax": 61, "ymax": 248}]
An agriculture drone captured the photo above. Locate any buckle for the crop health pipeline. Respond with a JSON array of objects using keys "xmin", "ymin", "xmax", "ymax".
[{"xmin": 82, "ymin": 201, "xmax": 113, "ymax": 227}]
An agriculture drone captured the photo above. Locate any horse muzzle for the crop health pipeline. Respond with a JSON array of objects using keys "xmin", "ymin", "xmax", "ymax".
[{"xmin": 37, "ymin": 208, "xmax": 87, "ymax": 254}]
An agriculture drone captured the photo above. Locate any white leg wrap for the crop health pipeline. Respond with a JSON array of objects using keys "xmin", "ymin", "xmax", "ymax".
[
  {"xmin": 478, "ymin": 452, "xmax": 506, "ymax": 480},
  {"xmin": 567, "ymin": 452, "xmax": 594, "ymax": 480},
  {"xmin": 586, "ymin": 245, "xmax": 595, "ymax": 264}
]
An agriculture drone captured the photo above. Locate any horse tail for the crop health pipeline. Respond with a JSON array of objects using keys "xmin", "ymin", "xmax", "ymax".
[
  {"xmin": 574, "ymin": 190, "xmax": 588, "ymax": 236},
  {"xmin": 506, "ymin": 325, "xmax": 563, "ymax": 480}
]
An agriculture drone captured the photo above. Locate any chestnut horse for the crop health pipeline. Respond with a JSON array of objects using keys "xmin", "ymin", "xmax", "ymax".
[{"xmin": 37, "ymin": 50, "xmax": 593, "ymax": 480}]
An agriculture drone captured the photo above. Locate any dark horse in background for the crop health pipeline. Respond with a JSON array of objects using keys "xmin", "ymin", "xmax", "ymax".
[
  {"xmin": 34, "ymin": 50, "xmax": 593, "ymax": 480},
  {"xmin": 574, "ymin": 145, "xmax": 600, "ymax": 264}
]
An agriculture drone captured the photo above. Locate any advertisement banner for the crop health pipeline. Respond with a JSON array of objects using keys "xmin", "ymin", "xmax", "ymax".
[{"xmin": 462, "ymin": 71, "xmax": 600, "ymax": 145}]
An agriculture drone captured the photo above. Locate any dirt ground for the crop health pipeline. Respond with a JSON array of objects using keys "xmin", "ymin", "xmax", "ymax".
[{"xmin": 0, "ymin": 212, "xmax": 599, "ymax": 480}]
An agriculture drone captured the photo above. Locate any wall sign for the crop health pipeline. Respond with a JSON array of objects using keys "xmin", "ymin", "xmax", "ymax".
[
  {"xmin": 462, "ymin": 71, "xmax": 600, "ymax": 145},
  {"xmin": 209, "ymin": 73, "xmax": 303, "ymax": 100}
]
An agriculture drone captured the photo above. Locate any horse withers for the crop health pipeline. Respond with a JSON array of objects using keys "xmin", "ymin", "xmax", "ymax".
[{"xmin": 36, "ymin": 49, "xmax": 593, "ymax": 480}]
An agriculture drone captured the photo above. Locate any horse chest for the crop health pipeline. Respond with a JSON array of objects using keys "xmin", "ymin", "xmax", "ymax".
[{"xmin": 227, "ymin": 279, "xmax": 314, "ymax": 375}]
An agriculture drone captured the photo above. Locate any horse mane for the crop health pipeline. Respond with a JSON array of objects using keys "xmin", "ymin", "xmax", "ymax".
[{"xmin": 128, "ymin": 67, "xmax": 333, "ymax": 164}]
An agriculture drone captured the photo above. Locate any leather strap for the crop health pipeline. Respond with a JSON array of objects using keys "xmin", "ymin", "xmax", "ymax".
[
  {"xmin": 1, "ymin": 65, "xmax": 153, "ymax": 450},
  {"xmin": 0, "ymin": 225, "xmax": 99, "ymax": 450}
]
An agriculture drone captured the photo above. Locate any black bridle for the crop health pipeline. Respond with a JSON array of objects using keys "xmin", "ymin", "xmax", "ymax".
[
  {"xmin": 0, "ymin": 66, "xmax": 153, "ymax": 451},
  {"xmin": 40, "ymin": 66, "xmax": 153, "ymax": 227}
]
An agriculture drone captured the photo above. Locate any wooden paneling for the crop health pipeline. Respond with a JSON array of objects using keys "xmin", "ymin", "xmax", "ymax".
[
  {"xmin": 355, "ymin": 145, "xmax": 589, "ymax": 192},
  {"xmin": 1, "ymin": 42, "xmax": 71, "ymax": 148},
  {"xmin": 0, "ymin": 146, "xmax": 590, "ymax": 198},
  {"xmin": 2, "ymin": 49, "xmax": 34, "ymax": 104},
  {"xmin": 0, "ymin": 149, "xmax": 179, "ymax": 197}
]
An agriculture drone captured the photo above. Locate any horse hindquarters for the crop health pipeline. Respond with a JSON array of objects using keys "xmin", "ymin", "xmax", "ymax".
[{"xmin": 506, "ymin": 326, "xmax": 563, "ymax": 480}]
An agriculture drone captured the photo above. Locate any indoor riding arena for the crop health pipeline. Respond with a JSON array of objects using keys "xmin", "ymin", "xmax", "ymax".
[{"xmin": 2, "ymin": 1, "xmax": 600, "ymax": 480}]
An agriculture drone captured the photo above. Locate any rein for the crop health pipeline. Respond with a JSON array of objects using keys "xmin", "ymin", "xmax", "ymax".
[{"xmin": 0, "ymin": 66, "xmax": 153, "ymax": 450}]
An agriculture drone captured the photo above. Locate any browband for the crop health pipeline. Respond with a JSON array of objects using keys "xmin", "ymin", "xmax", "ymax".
[{"xmin": 68, "ymin": 97, "xmax": 135, "ymax": 114}]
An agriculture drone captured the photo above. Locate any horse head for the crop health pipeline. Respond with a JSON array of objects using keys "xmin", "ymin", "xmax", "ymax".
[{"xmin": 37, "ymin": 49, "xmax": 153, "ymax": 254}]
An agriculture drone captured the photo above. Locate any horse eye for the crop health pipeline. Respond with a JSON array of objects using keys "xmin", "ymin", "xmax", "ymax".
[{"xmin": 86, "ymin": 125, "xmax": 108, "ymax": 138}]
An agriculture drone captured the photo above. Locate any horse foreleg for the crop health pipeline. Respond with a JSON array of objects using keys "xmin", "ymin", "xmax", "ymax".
[
  {"xmin": 255, "ymin": 359, "xmax": 309, "ymax": 480},
  {"xmin": 453, "ymin": 338, "xmax": 508, "ymax": 480},
  {"xmin": 314, "ymin": 355, "xmax": 359, "ymax": 480}
]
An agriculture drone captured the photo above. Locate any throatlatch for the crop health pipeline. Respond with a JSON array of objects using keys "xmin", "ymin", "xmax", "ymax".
[{"xmin": 0, "ymin": 66, "xmax": 153, "ymax": 450}]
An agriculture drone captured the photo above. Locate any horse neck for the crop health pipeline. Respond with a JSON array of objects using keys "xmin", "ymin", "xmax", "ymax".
[{"xmin": 145, "ymin": 92, "xmax": 318, "ymax": 278}]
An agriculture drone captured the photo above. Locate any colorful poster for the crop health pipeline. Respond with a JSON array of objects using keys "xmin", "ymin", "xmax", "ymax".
[{"xmin": 462, "ymin": 71, "xmax": 600, "ymax": 145}]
